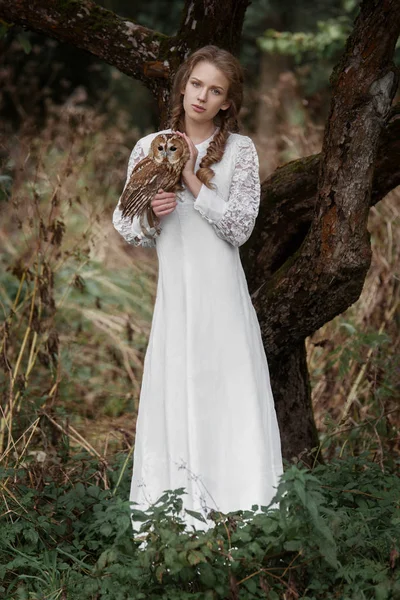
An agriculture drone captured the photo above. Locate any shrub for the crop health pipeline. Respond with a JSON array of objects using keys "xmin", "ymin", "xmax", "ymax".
[{"xmin": 1, "ymin": 453, "xmax": 399, "ymax": 599}]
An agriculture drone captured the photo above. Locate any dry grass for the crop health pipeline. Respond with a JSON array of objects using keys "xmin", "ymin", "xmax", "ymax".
[
  {"xmin": 308, "ymin": 191, "xmax": 400, "ymax": 463},
  {"xmin": 0, "ymin": 99, "xmax": 158, "ymax": 473}
]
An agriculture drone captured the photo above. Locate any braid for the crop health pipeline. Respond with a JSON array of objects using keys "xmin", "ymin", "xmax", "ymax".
[
  {"xmin": 196, "ymin": 114, "xmax": 235, "ymax": 189},
  {"xmin": 169, "ymin": 102, "xmax": 185, "ymax": 134}
]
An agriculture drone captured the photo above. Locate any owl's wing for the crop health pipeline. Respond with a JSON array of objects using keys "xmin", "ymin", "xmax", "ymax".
[
  {"xmin": 120, "ymin": 161, "xmax": 173, "ymax": 221},
  {"xmin": 118, "ymin": 156, "xmax": 152, "ymax": 209}
]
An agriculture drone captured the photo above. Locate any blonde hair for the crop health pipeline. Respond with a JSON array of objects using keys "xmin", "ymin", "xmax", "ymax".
[{"xmin": 168, "ymin": 45, "xmax": 244, "ymax": 189}]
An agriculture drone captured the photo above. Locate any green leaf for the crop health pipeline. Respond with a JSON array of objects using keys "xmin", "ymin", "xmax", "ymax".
[
  {"xmin": 187, "ymin": 550, "xmax": 207, "ymax": 565},
  {"xmin": 341, "ymin": 322, "xmax": 356, "ymax": 334},
  {"xmin": 294, "ymin": 479, "xmax": 307, "ymax": 506},
  {"xmin": 22, "ymin": 529, "xmax": 39, "ymax": 544},
  {"xmin": 87, "ymin": 485, "xmax": 101, "ymax": 498},
  {"xmin": 99, "ymin": 523, "xmax": 113, "ymax": 537},
  {"xmin": 164, "ymin": 548, "xmax": 179, "ymax": 567},
  {"xmin": 374, "ymin": 581, "xmax": 390, "ymax": 600},
  {"xmin": 232, "ymin": 530, "xmax": 252, "ymax": 543},
  {"xmin": 16, "ymin": 33, "xmax": 32, "ymax": 54},
  {"xmin": 318, "ymin": 538, "xmax": 338, "ymax": 569},
  {"xmin": 199, "ymin": 563, "xmax": 216, "ymax": 587},
  {"xmin": 284, "ymin": 539, "xmax": 302, "ymax": 552},
  {"xmin": 75, "ymin": 482, "xmax": 85, "ymax": 497},
  {"xmin": 184, "ymin": 508, "xmax": 207, "ymax": 523},
  {"xmin": 155, "ymin": 564, "xmax": 166, "ymax": 583},
  {"xmin": 243, "ymin": 577, "xmax": 258, "ymax": 593}
]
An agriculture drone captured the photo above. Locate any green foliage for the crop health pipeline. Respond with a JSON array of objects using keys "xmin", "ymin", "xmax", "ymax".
[
  {"xmin": 255, "ymin": 0, "xmax": 361, "ymax": 95},
  {"xmin": 258, "ymin": 17, "xmax": 353, "ymax": 63},
  {"xmin": 256, "ymin": 0, "xmax": 360, "ymax": 64},
  {"xmin": 256, "ymin": 0, "xmax": 400, "ymax": 95},
  {"xmin": 1, "ymin": 453, "xmax": 399, "ymax": 598}
]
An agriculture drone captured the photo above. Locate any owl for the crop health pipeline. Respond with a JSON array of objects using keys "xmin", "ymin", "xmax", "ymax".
[{"xmin": 119, "ymin": 133, "xmax": 190, "ymax": 239}]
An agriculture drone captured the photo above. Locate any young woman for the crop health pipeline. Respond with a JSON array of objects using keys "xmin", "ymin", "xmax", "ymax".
[{"xmin": 112, "ymin": 45, "xmax": 284, "ymax": 536}]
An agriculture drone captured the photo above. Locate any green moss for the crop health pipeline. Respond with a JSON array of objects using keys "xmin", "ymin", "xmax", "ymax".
[
  {"xmin": 89, "ymin": 5, "xmax": 118, "ymax": 32},
  {"xmin": 285, "ymin": 154, "xmax": 318, "ymax": 174},
  {"xmin": 55, "ymin": 0, "xmax": 81, "ymax": 14},
  {"xmin": 55, "ymin": 0, "xmax": 119, "ymax": 32}
]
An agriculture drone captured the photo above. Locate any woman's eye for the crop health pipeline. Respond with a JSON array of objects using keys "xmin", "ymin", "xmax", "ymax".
[
  {"xmin": 191, "ymin": 81, "xmax": 199, "ymax": 87},
  {"xmin": 213, "ymin": 89, "xmax": 221, "ymax": 95}
]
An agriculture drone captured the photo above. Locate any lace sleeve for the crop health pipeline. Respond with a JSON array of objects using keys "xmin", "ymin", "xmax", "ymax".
[
  {"xmin": 112, "ymin": 138, "xmax": 160, "ymax": 248},
  {"xmin": 193, "ymin": 137, "xmax": 261, "ymax": 247}
]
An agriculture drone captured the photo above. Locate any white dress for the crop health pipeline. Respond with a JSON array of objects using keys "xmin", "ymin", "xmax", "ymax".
[{"xmin": 112, "ymin": 128, "xmax": 284, "ymax": 534}]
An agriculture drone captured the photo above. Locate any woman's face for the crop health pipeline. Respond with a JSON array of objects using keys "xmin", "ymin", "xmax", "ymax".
[{"xmin": 181, "ymin": 61, "xmax": 231, "ymax": 123}]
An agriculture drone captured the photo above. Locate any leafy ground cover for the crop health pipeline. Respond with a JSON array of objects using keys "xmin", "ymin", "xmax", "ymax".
[{"xmin": 1, "ymin": 453, "xmax": 399, "ymax": 599}]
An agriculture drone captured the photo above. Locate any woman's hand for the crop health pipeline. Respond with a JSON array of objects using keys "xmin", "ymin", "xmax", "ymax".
[
  {"xmin": 172, "ymin": 131, "xmax": 202, "ymax": 197},
  {"xmin": 151, "ymin": 189, "xmax": 177, "ymax": 217},
  {"xmin": 174, "ymin": 131, "xmax": 198, "ymax": 181}
]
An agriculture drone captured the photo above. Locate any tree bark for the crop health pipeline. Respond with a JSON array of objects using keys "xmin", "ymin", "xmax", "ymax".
[
  {"xmin": 241, "ymin": 103, "xmax": 400, "ymax": 297},
  {"xmin": 246, "ymin": 0, "xmax": 400, "ymax": 460},
  {"xmin": 241, "ymin": 102, "xmax": 399, "ymax": 463},
  {"xmin": 269, "ymin": 342, "xmax": 319, "ymax": 467},
  {"xmin": 0, "ymin": 0, "xmax": 169, "ymax": 86},
  {"xmin": 250, "ymin": 0, "xmax": 399, "ymax": 358}
]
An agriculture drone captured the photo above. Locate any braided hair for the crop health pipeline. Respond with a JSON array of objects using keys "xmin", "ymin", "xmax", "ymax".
[{"xmin": 168, "ymin": 45, "xmax": 244, "ymax": 190}]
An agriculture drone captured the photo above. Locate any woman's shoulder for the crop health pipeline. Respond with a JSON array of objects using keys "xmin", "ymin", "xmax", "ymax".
[
  {"xmin": 225, "ymin": 132, "xmax": 258, "ymax": 164},
  {"xmin": 227, "ymin": 132, "xmax": 256, "ymax": 149}
]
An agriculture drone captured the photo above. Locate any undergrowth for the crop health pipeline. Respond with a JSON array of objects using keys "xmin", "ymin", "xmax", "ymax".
[{"xmin": 0, "ymin": 452, "xmax": 399, "ymax": 599}]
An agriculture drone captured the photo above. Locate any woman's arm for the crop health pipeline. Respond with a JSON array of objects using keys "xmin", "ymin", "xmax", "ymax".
[
  {"xmin": 192, "ymin": 137, "xmax": 261, "ymax": 247},
  {"xmin": 112, "ymin": 139, "xmax": 161, "ymax": 248}
]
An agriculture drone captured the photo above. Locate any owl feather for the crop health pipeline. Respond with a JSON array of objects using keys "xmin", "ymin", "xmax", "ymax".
[{"xmin": 119, "ymin": 133, "xmax": 190, "ymax": 239}]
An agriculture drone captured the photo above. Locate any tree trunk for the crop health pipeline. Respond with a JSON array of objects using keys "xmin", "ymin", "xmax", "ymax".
[
  {"xmin": 241, "ymin": 102, "xmax": 400, "ymax": 295},
  {"xmin": 245, "ymin": 0, "xmax": 400, "ymax": 459},
  {"xmin": 269, "ymin": 342, "xmax": 319, "ymax": 466}
]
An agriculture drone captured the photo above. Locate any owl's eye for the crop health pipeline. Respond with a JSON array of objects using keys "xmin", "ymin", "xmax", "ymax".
[
  {"xmin": 158, "ymin": 145, "xmax": 164, "ymax": 151},
  {"xmin": 170, "ymin": 146, "xmax": 177, "ymax": 151}
]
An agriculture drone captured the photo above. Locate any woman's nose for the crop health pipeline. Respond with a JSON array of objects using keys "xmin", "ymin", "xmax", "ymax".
[{"xmin": 197, "ymin": 88, "xmax": 207, "ymax": 102}]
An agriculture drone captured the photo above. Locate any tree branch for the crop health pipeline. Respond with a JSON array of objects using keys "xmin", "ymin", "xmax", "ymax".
[
  {"xmin": 0, "ymin": 0, "xmax": 170, "ymax": 87},
  {"xmin": 0, "ymin": 0, "xmax": 251, "ymax": 123}
]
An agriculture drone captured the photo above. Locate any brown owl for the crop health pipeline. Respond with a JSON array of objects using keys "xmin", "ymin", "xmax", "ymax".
[{"xmin": 119, "ymin": 133, "xmax": 190, "ymax": 238}]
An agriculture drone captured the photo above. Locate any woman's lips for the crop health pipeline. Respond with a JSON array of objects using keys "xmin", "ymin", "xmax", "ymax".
[{"xmin": 192, "ymin": 104, "xmax": 206, "ymax": 112}]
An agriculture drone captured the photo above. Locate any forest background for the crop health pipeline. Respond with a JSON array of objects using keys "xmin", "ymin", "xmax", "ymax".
[{"xmin": 0, "ymin": 0, "xmax": 399, "ymax": 598}]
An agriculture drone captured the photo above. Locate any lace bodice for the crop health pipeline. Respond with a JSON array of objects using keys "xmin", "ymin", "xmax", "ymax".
[{"xmin": 112, "ymin": 130, "xmax": 261, "ymax": 248}]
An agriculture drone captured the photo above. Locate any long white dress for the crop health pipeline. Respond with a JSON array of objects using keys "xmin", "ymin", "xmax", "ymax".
[{"xmin": 112, "ymin": 128, "xmax": 284, "ymax": 535}]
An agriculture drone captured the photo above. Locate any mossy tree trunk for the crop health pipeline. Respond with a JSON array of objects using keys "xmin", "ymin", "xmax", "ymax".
[{"xmin": 1, "ymin": 0, "xmax": 399, "ymax": 463}]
